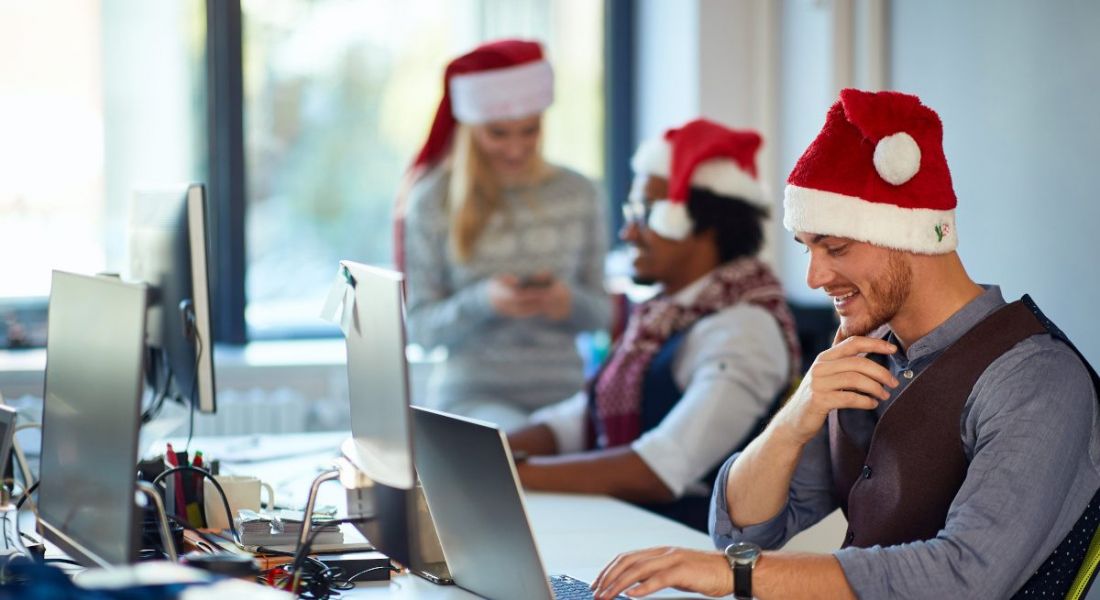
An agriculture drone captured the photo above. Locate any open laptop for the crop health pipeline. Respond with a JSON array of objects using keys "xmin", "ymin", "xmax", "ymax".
[{"xmin": 412, "ymin": 406, "xmax": 628, "ymax": 600}]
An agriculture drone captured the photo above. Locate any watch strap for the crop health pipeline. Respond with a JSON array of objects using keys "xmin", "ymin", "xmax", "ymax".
[{"xmin": 733, "ymin": 561, "xmax": 753, "ymax": 599}]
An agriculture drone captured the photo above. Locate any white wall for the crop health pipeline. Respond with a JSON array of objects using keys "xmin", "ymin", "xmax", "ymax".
[
  {"xmin": 891, "ymin": 0, "xmax": 1100, "ymax": 364},
  {"xmin": 776, "ymin": 0, "xmax": 835, "ymax": 304},
  {"xmin": 634, "ymin": 0, "xmax": 700, "ymax": 142},
  {"xmin": 635, "ymin": 0, "xmax": 782, "ymax": 264}
]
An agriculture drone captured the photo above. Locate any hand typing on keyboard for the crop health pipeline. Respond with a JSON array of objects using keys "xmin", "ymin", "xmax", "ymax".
[
  {"xmin": 551, "ymin": 574, "xmax": 629, "ymax": 600},
  {"xmin": 591, "ymin": 547, "xmax": 732, "ymax": 600}
]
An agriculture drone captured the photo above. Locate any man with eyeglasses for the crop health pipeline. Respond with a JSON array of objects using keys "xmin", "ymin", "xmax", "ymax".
[{"xmin": 507, "ymin": 119, "xmax": 800, "ymax": 531}]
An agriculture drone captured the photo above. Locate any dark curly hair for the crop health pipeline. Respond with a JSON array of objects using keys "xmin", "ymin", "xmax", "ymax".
[{"xmin": 686, "ymin": 186, "xmax": 768, "ymax": 262}]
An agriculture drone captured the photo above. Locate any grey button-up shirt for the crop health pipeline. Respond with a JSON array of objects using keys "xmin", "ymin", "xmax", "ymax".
[{"xmin": 710, "ymin": 286, "xmax": 1100, "ymax": 598}]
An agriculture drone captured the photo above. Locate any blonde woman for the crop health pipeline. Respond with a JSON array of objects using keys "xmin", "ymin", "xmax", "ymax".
[{"xmin": 400, "ymin": 39, "xmax": 610, "ymax": 428}]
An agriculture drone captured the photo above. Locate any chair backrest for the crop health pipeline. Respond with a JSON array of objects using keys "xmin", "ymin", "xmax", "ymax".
[
  {"xmin": 1066, "ymin": 520, "xmax": 1100, "ymax": 600},
  {"xmin": 787, "ymin": 301, "xmax": 838, "ymax": 375},
  {"xmin": 1000, "ymin": 486, "xmax": 1100, "ymax": 599}
]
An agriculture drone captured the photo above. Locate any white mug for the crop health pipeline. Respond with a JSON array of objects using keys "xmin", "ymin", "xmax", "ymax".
[{"xmin": 204, "ymin": 474, "xmax": 276, "ymax": 531}]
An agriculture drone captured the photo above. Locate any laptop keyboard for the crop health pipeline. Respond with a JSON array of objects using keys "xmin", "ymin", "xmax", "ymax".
[{"xmin": 550, "ymin": 574, "xmax": 629, "ymax": 600}]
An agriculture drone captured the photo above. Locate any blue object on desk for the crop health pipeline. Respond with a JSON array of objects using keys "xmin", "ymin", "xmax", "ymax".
[{"xmin": 0, "ymin": 560, "xmax": 196, "ymax": 599}]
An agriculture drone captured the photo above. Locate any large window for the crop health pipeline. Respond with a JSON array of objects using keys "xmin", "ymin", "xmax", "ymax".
[
  {"xmin": 0, "ymin": 0, "xmax": 206, "ymax": 347},
  {"xmin": 0, "ymin": 0, "xmax": 607, "ymax": 346},
  {"xmin": 241, "ymin": 0, "xmax": 605, "ymax": 336}
]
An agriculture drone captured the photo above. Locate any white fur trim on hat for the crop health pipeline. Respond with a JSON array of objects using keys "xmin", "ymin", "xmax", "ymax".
[
  {"xmin": 630, "ymin": 138, "xmax": 671, "ymax": 178},
  {"xmin": 690, "ymin": 158, "xmax": 768, "ymax": 208},
  {"xmin": 450, "ymin": 60, "xmax": 554, "ymax": 124},
  {"xmin": 648, "ymin": 200, "xmax": 693, "ymax": 240},
  {"xmin": 630, "ymin": 139, "xmax": 768, "ymax": 208},
  {"xmin": 783, "ymin": 184, "xmax": 957, "ymax": 254},
  {"xmin": 873, "ymin": 132, "xmax": 921, "ymax": 185}
]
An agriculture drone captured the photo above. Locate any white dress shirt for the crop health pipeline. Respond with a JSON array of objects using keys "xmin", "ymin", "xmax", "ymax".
[{"xmin": 529, "ymin": 271, "xmax": 790, "ymax": 497}]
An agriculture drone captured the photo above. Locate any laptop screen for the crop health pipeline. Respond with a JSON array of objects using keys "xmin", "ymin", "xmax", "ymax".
[{"xmin": 412, "ymin": 407, "xmax": 555, "ymax": 600}]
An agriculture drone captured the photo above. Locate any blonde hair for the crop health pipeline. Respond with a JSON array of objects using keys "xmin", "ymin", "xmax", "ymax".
[{"xmin": 447, "ymin": 124, "xmax": 549, "ymax": 262}]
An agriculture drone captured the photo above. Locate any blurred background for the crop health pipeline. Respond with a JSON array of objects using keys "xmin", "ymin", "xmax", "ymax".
[{"xmin": 2, "ymin": 0, "xmax": 1098, "ymax": 434}]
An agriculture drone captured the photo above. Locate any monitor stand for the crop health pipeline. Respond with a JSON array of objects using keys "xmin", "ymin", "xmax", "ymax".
[{"xmin": 336, "ymin": 442, "xmax": 453, "ymax": 584}]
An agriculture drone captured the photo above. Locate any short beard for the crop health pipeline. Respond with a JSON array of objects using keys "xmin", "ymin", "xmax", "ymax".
[{"xmin": 837, "ymin": 252, "xmax": 912, "ymax": 340}]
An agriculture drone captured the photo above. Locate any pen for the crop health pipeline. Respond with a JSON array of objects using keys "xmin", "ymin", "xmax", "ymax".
[{"xmin": 191, "ymin": 451, "xmax": 206, "ymax": 527}]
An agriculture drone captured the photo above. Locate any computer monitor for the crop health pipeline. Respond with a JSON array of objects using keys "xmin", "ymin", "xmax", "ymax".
[
  {"xmin": 127, "ymin": 184, "xmax": 216, "ymax": 414},
  {"xmin": 37, "ymin": 271, "xmax": 149, "ymax": 567},
  {"xmin": 340, "ymin": 261, "xmax": 415, "ymax": 490},
  {"xmin": 335, "ymin": 261, "xmax": 449, "ymax": 580}
]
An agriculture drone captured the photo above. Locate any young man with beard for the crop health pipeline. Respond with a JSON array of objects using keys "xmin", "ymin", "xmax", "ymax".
[
  {"xmin": 507, "ymin": 119, "xmax": 801, "ymax": 531},
  {"xmin": 591, "ymin": 90, "xmax": 1100, "ymax": 599}
]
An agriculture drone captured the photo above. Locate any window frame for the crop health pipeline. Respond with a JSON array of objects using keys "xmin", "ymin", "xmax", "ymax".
[
  {"xmin": 604, "ymin": 0, "xmax": 635, "ymax": 238},
  {"xmin": 205, "ymin": 0, "xmax": 247, "ymax": 344}
]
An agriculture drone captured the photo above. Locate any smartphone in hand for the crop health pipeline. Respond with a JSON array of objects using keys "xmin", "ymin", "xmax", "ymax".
[{"xmin": 518, "ymin": 274, "xmax": 554, "ymax": 289}]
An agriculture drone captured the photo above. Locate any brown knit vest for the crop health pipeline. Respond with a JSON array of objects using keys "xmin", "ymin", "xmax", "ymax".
[{"xmin": 829, "ymin": 300, "xmax": 1046, "ymax": 549}]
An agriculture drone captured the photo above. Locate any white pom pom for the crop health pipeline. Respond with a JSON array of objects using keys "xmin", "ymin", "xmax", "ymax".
[
  {"xmin": 873, "ymin": 132, "xmax": 921, "ymax": 186},
  {"xmin": 647, "ymin": 201, "xmax": 693, "ymax": 240},
  {"xmin": 630, "ymin": 138, "xmax": 671, "ymax": 178}
]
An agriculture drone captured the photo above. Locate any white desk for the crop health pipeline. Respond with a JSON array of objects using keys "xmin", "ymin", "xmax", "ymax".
[
  {"xmin": 29, "ymin": 493, "xmax": 705, "ymax": 599},
  {"xmin": 339, "ymin": 492, "xmax": 713, "ymax": 599},
  {"xmin": 173, "ymin": 433, "xmax": 715, "ymax": 599}
]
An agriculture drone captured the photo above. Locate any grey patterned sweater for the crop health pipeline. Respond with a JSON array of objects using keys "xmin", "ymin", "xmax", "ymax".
[{"xmin": 403, "ymin": 166, "xmax": 611, "ymax": 417}]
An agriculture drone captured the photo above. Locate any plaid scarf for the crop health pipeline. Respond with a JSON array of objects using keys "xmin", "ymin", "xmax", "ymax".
[{"xmin": 589, "ymin": 257, "xmax": 800, "ymax": 448}]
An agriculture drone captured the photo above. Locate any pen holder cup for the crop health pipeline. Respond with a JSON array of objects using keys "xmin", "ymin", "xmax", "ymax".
[{"xmin": 160, "ymin": 466, "xmax": 210, "ymax": 528}]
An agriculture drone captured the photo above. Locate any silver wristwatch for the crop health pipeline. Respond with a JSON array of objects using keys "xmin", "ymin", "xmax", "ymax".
[{"xmin": 724, "ymin": 542, "xmax": 761, "ymax": 599}]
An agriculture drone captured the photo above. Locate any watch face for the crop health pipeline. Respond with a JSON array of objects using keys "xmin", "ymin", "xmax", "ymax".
[{"xmin": 725, "ymin": 542, "xmax": 761, "ymax": 565}]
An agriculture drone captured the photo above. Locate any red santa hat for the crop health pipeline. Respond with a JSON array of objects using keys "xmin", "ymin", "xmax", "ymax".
[
  {"xmin": 783, "ymin": 88, "xmax": 958, "ymax": 254},
  {"xmin": 630, "ymin": 119, "xmax": 768, "ymax": 240},
  {"xmin": 410, "ymin": 39, "xmax": 554, "ymax": 172}
]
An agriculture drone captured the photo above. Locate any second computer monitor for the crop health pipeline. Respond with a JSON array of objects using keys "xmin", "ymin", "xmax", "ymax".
[
  {"xmin": 337, "ymin": 261, "xmax": 447, "ymax": 576},
  {"xmin": 127, "ymin": 183, "xmax": 216, "ymax": 413},
  {"xmin": 37, "ymin": 271, "xmax": 149, "ymax": 567},
  {"xmin": 341, "ymin": 261, "xmax": 415, "ymax": 491}
]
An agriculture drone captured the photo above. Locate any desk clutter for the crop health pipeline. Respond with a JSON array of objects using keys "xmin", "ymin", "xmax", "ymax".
[
  {"xmin": 1, "ymin": 459, "xmax": 394, "ymax": 600},
  {"xmin": 236, "ymin": 508, "xmax": 344, "ymax": 548},
  {"xmin": 0, "ymin": 439, "xmax": 393, "ymax": 598}
]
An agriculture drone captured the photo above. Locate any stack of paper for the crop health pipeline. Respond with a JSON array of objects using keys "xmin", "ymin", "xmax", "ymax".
[{"xmin": 235, "ymin": 509, "xmax": 344, "ymax": 549}]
